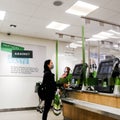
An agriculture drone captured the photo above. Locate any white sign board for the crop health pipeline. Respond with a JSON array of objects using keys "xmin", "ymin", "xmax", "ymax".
[{"xmin": 0, "ymin": 42, "xmax": 46, "ymax": 77}]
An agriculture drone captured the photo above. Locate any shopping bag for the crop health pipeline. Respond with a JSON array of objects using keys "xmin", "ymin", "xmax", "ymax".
[{"xmin": 52, "ymin": 90, "xmax": 61, "ymax": 116}]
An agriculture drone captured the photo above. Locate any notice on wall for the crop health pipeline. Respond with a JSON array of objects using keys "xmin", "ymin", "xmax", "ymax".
[{"xmin": 0, "ymin": 42, "xmax": 46, "ymax": 77}]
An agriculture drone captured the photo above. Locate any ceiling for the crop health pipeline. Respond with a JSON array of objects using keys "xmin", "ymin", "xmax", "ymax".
[{"xmin": 0, "ymin": 0, "xmax": 120, "ymax": 50}]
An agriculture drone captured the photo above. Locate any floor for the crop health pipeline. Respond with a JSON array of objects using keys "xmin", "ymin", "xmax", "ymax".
[{"xmin": 0, "ymin": 109, "xmax": 64, "ymax": 120}]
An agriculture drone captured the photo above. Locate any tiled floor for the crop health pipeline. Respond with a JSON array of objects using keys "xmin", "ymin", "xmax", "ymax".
[{"xmin": 0, "ymin": 110, "xmax": 64, "ymax": 120}]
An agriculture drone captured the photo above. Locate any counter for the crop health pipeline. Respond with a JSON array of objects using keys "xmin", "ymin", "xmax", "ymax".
[{"xmin": 62, "ymin": 89, "xmax": 120, "ymax": 120}]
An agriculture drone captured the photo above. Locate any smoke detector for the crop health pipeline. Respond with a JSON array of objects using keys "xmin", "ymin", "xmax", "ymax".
[{"xmin": 53, "ymin": 1, "xmax": 63, "ymax": 6}]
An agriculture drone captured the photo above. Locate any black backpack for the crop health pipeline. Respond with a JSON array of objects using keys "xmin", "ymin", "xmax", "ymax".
[{"xmin": 38, "ymin": 82, "xmax": 46, "ymax": 100}]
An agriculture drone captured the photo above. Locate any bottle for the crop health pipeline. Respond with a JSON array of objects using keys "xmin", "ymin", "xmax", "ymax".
[
  {"xmin": 103, "ymin": 78, "xmax": 108, "ymax": 87},
  {"xmin": 113, "ymin": 77, "xmax": 120, "ymax": 95}
]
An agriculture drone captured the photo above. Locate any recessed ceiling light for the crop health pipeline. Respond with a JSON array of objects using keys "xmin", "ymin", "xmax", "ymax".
[
  {"xmin": 0, "ymin": 10, "xmax": 6, "ymax": 20},
  {"xmin": 46, "ymin": 21, "xmax": 70, "ymax": 31},
  {"xmin": 66, "ymin": 1, "xmax": 99, "ymax": 16}
]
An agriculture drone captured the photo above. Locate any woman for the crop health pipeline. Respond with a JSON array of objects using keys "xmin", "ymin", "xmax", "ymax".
[
  {"xmin": 60, "ymin": 66, "xmax": 71, "ymax": 79},
  {"xmin": 56, "ymin": 67, "xmax": 71, "ymax": 86},
  {"xmin": 42, "ymin": 59, "xmax": 57, "ymax": 120}
]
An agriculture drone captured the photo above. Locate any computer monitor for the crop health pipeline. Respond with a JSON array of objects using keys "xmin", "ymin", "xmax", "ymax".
[
  {"xmin": 70, "ymin": 63, "xmax": 88, "ymax": 89},
  {"xmin": 73, "ymin": 63, "xmax": 87, "ymax": 77},
  {"xmin": 95, "ymin": 58, "xmax": 119, "ymax": 93},
  {"xmin": 98, "ymin": 62, "xmax": 113, "ymax": 75}
]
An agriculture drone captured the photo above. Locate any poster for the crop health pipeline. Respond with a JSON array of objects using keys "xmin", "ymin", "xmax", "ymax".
[{"xmin": 0, "ymin": 42, "xmax": 46, "ymax": 77}]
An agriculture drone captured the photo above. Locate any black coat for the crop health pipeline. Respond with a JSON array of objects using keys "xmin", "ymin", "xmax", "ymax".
[{"xmin": 42, "ymin": 70, "xmax": 57, "ymax": 99}]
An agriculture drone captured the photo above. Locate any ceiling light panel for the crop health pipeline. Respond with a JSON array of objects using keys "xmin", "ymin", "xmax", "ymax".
[
  {"xmin": 46, "ymin": 21, "xmax": 70, "ymax": 31},
  {"xmin": 108, "ymin": 30, "xmax": 120, "ymax": 35},
  {"xmin": 98, "ymin": 32, "xmax": 113, "ymax": 37},
  {"xmin": 86, "ymin": 38, "xmax": 102, "ymax": 41},
  {"xmin": 0, "ymin": 10, "xmax": 6, "ymax": 20},
  {"xmin": 69, "ymin": 43, "xmax": 82, "ymax": 48},
  {"xmin": 66, "ymin": 1, "xmax": 99, "ymax": 16}
]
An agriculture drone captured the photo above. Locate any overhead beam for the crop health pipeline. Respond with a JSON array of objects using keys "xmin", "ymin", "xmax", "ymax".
[{"xmin": 81, "ymin": 16, "xmax": 120, "ymax": 27}]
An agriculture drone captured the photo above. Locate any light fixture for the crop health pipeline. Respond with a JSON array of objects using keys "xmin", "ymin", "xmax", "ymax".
[
  {"xmin": 101, "ymin": 41, "xmax": 104, "ymax": 44},
  {"xmin": 108, "ymin": 30, "xmax": 120, "ymax": 35},
  {"xmin": 56, "ymin": 32, "xmax": 88, "ymax": 39},
  {"xmin": 69, "ymin": 43, "xmax": 82, "ymax": 48},
  {"xmin": 109, "ymin": 36, "xmax": 120, "ymax": 39},
  {"xmin": 56, "ymin": 32, "xmax": 88, "ymax": 44},
  {"xmin": 113, "ymin": 44, "xmax": 119, "ymax": 48},
  {"xmin": 76, "ymin": 41, "xmax": 82, "ymax": 44},
  {"xmin": 99, "ymin": 22, "xmax": 104, "ymax": 26},
  {"xmin": 97, "ymin": 32, "xmax": 113, "ymax": 37},
  {"xmin": 86, "ymin": 38, "xmax": 101, "ymax": 41},
  {"xmin": 92, "ymin": 35, "xmax": 108, "ymax": 40},
  {"xmin": 66, "ymin": 1, "xmax": 99, "ymax": 16},
  {"xmin": 85, "ymin": 19, "xmax": 90, "ymax": 24},
  {"xmin": 46, "ymin": 21, "xmax": 70, "ymax": 31},
  {"xmin": 71, "ymin": 35, "xmax": 75, "ymax": 39},
  {"xmin": 58, "ymin": 34, "xmax": 63, "ymax": 38},
  {"xmin": 0, "ymin": 10, "xmax": 6, "ymax": 20},
  {"xmin": 101, "ymin": 41, "xmax": 120, "ymax": 50},
  {"xmin": 90, "ymin": 31, "xmax": 116, "ymax": 41}
]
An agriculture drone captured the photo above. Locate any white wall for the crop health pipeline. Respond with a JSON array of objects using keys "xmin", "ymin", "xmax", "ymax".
[
  {"xmin": 0, "ymin": 33, "xmax": 56, "ymax": 109},
  {"xmin": 0, "ymin": 33, "xmax": 88, "ymax": 109}
]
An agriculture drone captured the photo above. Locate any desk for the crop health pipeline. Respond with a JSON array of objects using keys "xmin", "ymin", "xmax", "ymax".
[
  {"xmin": 62, "ymin": 90, "xmax": 120, "ymax": 120},
  {"xmin": 62, "ymin": 98, "xmax": 120, "ymax": 120}
]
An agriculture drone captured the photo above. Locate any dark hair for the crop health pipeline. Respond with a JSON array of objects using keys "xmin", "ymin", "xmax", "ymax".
[
  {"xmin": 65, "ymin": 67, "xmax": 71, "ymax": 75},
  {"xmin": 44, "ymin": 59, "xmax": 51, "ymax": 72}
]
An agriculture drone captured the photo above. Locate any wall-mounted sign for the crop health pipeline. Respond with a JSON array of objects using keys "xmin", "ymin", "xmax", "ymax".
[
  {"xmin": 12, "ymin": 50, "xmax": 33, "ymax": 58},
  {"xmin": 0, "ymin": 42, "xmax": 46, "ymax": 77},
  {"xmin": 1, "ymin": 42, "xmax": 24, "ymax": 52}
]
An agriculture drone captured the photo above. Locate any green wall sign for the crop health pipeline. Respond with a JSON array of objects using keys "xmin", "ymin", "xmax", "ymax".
[{"xmin": 1, "ymin": 42, "xmax": 24, "ymax": 52}]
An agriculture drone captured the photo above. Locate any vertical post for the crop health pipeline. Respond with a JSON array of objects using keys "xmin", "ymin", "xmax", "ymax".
[
  {"xmin": 97, "ymin": 41, "xmax": 100, "ymax": 66},
  {"xmin": 82, "ymin": 26, "xmax": 86, "ymax": 84},
  {"xmin": 56, "ymin": 40, "xmax": 59, "ymax": 81},
  {"xmin": 88, "ymin": 41, "xmax": 90, "ymax": 74}
]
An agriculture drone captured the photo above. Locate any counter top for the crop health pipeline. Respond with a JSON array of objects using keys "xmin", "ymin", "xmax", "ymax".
[
  {"xmin": 65, "ymin": 88, "xmax": 120, "ymax": 97},
  {"xmin": 62, "ymin": 97, "xmax": 120, "ymax": 120}
]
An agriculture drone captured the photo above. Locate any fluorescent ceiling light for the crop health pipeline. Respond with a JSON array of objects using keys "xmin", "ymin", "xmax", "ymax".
[
  {"xmin": 113, "ymin": 44, "xmax": 119, "ymax": 48},
  {"xmin": 108, "ymin": 30, "xmax": 120, "ymax": 35},
  {"xmin": 86, "ymin": 38, "xmax": 102, "ymax": 41},
  {"xmin": 46, "ymin": 21, "xmax": 70, "ymax": 31},
  {"xmin": 66, "ymin": 1, "xmax": 99, "ymax": 16},
  {"xmin": 69, "ymin": 43, "xmax": 82, "ymax": 48},
  {"xmin": 76, "ymin": 41, "xmax": 82, "ymax": 44},
  {"xmin": 109, "ymin": 36, "xmax": 120, "ymax": 39},
  {"xmin": 89, "ymin": 30, "xmax": 120, "ymax": 42},
  {"xmin": 92, "ymin": 31, "xmax": 113, "ymax": 40},
  {"xmin": 92, "ymin": 35, "xmax": 108, "ymax": 40},
  {"xmin": 0, "ymin": 10, "xmax": 6, "ymax": 20},
  {"xmin": 98, "ymin": 32, "xmax": 113, "ymax": 37},
  {"xmin": 66, "ymin": 45, "xmax": 69, "ymax": 48}
]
